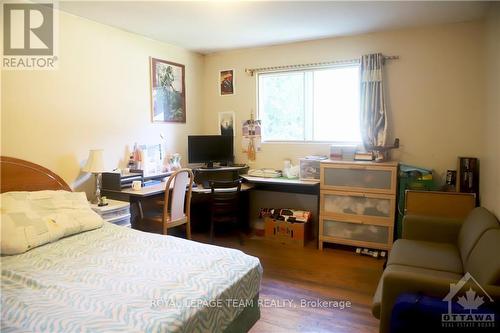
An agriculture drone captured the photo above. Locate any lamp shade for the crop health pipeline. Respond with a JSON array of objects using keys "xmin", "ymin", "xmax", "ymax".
[{"xmin": 82, "ymin": 149, "xmax": 105, "ymax": 173}]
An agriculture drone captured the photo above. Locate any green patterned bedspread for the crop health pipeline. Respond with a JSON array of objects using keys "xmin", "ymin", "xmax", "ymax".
[{"xmin": 1, "ymin": 223, "xmax": 262, "ymax": 332}]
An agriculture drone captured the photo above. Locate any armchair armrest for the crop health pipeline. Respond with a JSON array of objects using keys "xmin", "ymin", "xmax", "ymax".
[
  {"xmin": 402, "ymin": 215, "xmax": 463, "ymax": 243},
  {"xmin": 379, "ymin": 270, "xmax": 455, "ymax": 333},
  {"xmin": 378, "ymin": 270, "xmax": 500, "ymax": 333}
]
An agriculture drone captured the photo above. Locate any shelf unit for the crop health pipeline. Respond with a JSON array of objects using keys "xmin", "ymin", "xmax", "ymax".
[
  {"xmin": 90, "ymin": 199, "xmax": 131, "ymax": 227},
  {"xmin": 319, "ymin": 160, "xmax": 398, "ymax": 251}
]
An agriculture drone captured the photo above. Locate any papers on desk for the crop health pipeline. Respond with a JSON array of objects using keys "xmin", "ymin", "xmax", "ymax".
[
  {"xmin": 143, "ymin": 180, "xmax": 162, "ymax": 187},
  {"xmin": 247, "ymin": 168, "xmax": 282, "ymax": 178}
]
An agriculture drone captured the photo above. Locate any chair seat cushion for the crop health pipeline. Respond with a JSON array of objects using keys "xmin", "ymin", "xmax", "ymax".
[
  {"xmin": 387, "ymin": 239, "xmax": 463, "ymax": 274},
  {"xmin": 372, "ymin": 264, "xmax": 463, "ymax": 319}
]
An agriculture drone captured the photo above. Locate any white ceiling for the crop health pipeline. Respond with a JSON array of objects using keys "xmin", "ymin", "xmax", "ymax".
[{"xmin": 58, "ymin": 1, "xmax": 490, "ymax": 54}]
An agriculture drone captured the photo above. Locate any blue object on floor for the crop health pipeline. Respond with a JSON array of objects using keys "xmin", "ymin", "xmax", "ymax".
[{"xmin": 390, "ymin": 293, "xmax": 498, "ymax": 333}]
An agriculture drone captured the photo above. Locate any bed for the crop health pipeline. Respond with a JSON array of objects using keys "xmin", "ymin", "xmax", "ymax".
[{"xmin": 0, "ymin": 157, "xmax": 262, "ymax": 333}]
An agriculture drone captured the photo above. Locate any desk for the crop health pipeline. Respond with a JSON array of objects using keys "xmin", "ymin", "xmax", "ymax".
[
  {"xmin": 241, "ymin": 175, "xmax": 319, "ymax": 186},
  {"xmin": 102, "ymin": 179, "xmax": 253, "ymax": 230},
  {"xmin": 193, "ymin": 165, "xmax": 249, "ymax": 186},
  {"xmin": 241, "ymin": 175, "xmax": 320, "ymax": 241},
  {"xmin": 241, "ymin": 175, "xmax": 319, "ymax": 194},
  {"xmin": 110, "ymin": 181, "xmax": 253, "ymax": 197},
  {"xmin": 102, "ymin": 172, "xmax": 319, "ymax": 239}
]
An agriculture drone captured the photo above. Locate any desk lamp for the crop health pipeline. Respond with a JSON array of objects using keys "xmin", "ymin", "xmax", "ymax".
[{"xmin": 83, "ymin": 149, "xmax": 107, "ymax": 206}]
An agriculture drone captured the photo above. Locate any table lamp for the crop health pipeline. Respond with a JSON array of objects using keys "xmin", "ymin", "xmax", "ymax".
[{"xmin": 83, "ymin": 149, "xmax": 107, "ymax": 206}]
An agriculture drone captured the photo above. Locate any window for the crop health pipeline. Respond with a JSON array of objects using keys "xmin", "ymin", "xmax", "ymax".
[{"xmin": 258, "ymin": 65, "xmax": 361, "ymax": 143}]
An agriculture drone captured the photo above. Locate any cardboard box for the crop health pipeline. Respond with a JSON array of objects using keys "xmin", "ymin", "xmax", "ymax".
[{"xmin": 264, "ymin": 217, "xmax": 310, "ymax": 247}]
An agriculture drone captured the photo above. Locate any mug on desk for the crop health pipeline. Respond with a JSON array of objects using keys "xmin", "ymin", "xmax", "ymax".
[{"xmin": 131, "ymin": 180, "xmax": 142, "ymax": 191}]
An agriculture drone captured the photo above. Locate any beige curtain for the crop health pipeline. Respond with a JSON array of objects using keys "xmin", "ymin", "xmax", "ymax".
[{"xmin": 360, "ymin": 53, "xmax": 387, "ymax": 150}]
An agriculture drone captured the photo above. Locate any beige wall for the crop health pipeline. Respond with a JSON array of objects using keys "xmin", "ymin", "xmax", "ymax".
[
  {"xmin": 482, "ymin": 4, "xmax": 500, "ymax": 216},
  {"xmin": 203, "ymin": 21, "xmax": 486, "ymax": 181},
  {"xmin": 2, "ymin": 11, "xmax": 496, "ymax": 212},
  {"xmin": 1, "ymin": 11, "xmax": 204, "ymax": 193}
]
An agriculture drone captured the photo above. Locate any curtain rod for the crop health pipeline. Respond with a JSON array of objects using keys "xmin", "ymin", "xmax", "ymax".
[{"xmin": 245, "ymin": 55, "xmax": 399, "ymax": 76}]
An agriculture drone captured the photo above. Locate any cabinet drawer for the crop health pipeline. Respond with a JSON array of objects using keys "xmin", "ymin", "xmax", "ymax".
[
  {"xmin": 321, "ymin": 191, "xmax": 395, "ymax": 225},
  {"xmin": 100, "ymin": 206, "xmax": 130, "ymax": 220},
  {"xmin": 107, "ymin": 214, "xmax": 131, "ymax": 227},
  {"xmin": 321, "ymin": 164, "xmax": 396, "ymax": 194},
  {"xmin": 322, "ymin": 219, "xmax": 391, "ymax": 245}
]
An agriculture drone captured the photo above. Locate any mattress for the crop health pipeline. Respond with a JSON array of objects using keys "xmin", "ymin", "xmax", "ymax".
[{"xmin": 1, "ymin": 223, "xmax": 262, "ymax": 332}]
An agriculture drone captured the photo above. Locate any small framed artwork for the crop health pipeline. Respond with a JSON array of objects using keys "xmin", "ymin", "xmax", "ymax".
[
  {"xmin": 218, "ymin": 111, "xmax": 235, "ymax": 136},
  {"xmin": 219, "ymin": 69, "xmax": 235, "ymax": 96},
  {"xmin": 150, "ymin": 57, "xmax": 186, "ymax": 123}
]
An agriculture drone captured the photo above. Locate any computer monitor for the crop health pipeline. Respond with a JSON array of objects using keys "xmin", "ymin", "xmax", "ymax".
[{"xmin": 188, "ymin": 135, "xmax": 233, "ymax": 168}]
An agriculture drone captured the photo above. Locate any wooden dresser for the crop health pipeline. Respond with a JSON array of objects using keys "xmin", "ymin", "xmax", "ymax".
[{"xmin": 319, "ymin": 160, "xmax": 398, "ymax": 251}]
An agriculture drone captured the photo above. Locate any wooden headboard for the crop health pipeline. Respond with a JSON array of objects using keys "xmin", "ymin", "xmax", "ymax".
[{"xmin": 0, "ymin": 156, "xmax": 71, "ymax": 193}]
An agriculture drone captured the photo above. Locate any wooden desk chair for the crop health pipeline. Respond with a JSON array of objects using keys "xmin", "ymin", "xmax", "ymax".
[
  {"xmin": 141, "ymin": 168, "xmax": 194, "ymax": 238},
  {"xmin": 209, "ymin": 178, "xmax": 243, "ymax": 244}
]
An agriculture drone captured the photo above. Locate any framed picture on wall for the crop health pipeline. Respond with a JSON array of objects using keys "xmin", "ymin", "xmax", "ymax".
[
  {"xmin": 150, "ymin": 57, "xmax": 186, "ymax": 123},
  {"xmin": 218, "ymin": 111, "xmax": 235, "ymax": 136},
  {"xmin": 219, "ymin": 69, "xmax": 235, "ymax": 96}
]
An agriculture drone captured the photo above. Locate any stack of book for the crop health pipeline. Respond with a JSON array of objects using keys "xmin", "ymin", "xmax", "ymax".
[{"xmin": 354, "ymin": 151, "xmax": 374, "ymax": 161}]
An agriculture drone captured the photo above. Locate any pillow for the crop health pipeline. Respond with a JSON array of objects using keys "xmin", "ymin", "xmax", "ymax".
[{"xmin": 1, "ymin": 190, "xmax": 103, "ymax": 255}]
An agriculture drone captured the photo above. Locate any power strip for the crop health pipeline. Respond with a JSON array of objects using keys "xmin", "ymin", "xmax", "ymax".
[{"xmin": 356, "ymin": 247, "xmax": 386, "ymax": 259}]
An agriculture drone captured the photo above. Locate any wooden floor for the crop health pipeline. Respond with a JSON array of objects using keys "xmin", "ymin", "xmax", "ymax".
[{"xmin": 192, "ymin": 232, "xmax": 384, "ymax": 333}]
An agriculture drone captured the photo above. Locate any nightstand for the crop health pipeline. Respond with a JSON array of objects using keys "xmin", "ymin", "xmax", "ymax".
[{"xmin": 90, "ymin": 199, "xmax": 131, "ymax": 227}]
